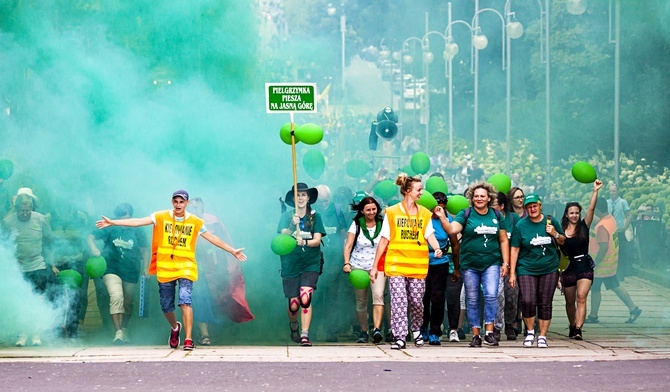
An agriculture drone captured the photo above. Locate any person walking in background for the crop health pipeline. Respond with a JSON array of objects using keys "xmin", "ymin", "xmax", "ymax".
[
  {"xmin": 88, "ymin": 203, "xmax": 149, "ymax": 344},
  {"xmin": 507, "ymin": 187, "xmax": 527, "ymax": 219},
  {"xmin": 342, "ymin": 196, "xmax": 385, "ymax": 344},
  {"xmin": 420, "ymin": 192, "xmax": 460, "ymax": 346},
  {"xmin": 187, "ymin": 197, "xmax": 254, "ymax": 346},
  {"xmin": 491, "ymin": 191, "xmax": 520, "ymax": 341},
  {"xmin": 2, "ymin": 192, "xmax": 55, "ymax": 346},
  {"xmin": 606, "ymin": 183, "xmax": 634, "ymax": 279},
  {"xmin": 509, "ymin": 194, "xmax": 565, "ymax": 349},
  {"xmin": 277, "ymin": 183, "xmax": 326, "ymax": 347},
  {"xmin": 95, "ymin": 190, "xmax": 247, "ymax": 351},
  {"xmin": 437, "ymin": 183, "xmax": 510, "ymax": 348},
  {"xmin": 370, "ymin": 173, "xmax": 442, "ymax": 350},
  {"xmin": 313, "ymin": 184, "xmax": 349, "ymax": 342},
  {"xmin": 560, "ymin": 180, "xmax": 603, "ymax": 340},
  {"xmin": 585, "ymin": 197, "xmax": 642, "ymax": 325}
]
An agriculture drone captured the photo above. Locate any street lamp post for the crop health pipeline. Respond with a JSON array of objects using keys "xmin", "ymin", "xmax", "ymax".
[
  {"xmin": 400, "ymin": 36, "xmax": 423, "ymax": 148},
  {"xmin": 567, "ymin": 0, "xmax": 620, "ymax": 186},
  {"xmin": 503, "ymin": 0, "xmax": 546, "ymax": 178},
  {"xmin": 327, "ymin": 3, "xmax": 346, "ymax": 107},
  {"xmin": 472, "ymin": 5, "xmax": 506, "ymax": 161}
]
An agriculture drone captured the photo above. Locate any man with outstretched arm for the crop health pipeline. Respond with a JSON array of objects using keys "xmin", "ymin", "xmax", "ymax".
[{"xmin": 95, "ymin": 189, "xmax": 247, "ymax": 350}]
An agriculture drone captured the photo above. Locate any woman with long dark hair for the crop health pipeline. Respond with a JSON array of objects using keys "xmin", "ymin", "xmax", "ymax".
[
  {"xmin": 560, "ymin": 180, "xmax": 603, "ymax": 340},
  {"xmin": 343, "ymin": 196, "xmax": 385, "ymax": 344}
]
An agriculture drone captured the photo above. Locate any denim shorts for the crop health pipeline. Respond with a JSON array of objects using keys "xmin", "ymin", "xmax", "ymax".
[{"xmin": 158, "ymin": 278, "xmax": 193, "ymax": 313}]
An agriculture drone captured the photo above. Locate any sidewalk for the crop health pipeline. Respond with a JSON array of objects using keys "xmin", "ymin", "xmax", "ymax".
[{"xmin": 1, "ymin": 276, "xmax": 668, "ymax": 364}]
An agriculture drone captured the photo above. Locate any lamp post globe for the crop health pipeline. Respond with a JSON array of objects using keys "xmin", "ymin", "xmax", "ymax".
[
  {"xmin": 507, "ymin": 21, "xmax": 524, "ymax": 39},
  {"xmin": 567, "ymin": 0, "xmax": 588, "ymax": 15},
  {"xmin": 473, "ymin": 34, "xmax": 488, "ymax": 50}
]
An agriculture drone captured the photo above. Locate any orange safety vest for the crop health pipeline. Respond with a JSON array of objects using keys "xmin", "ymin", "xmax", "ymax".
[
  {"xmin": 149, "ymin": 210, "xmax": 204, "ymax": 283},
  {"xmin": 590, "ymin": 214, "xmax": 618, "ymax": 278},
  {"xmin": 384, "ymin": 203, "xmax": 432, "ymax": 279}
]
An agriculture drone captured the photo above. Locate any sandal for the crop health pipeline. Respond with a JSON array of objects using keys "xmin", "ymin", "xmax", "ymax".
[
  {"xmin": 537, "ymin": 336, "xmax": 548, "ymax": 348},
  {"xmin": 625, "ymin": 307, "xmax": 642, "ymax": 324},
  {"xmin": 198, "ymin": 336, "xmax": 211, "ymax": 346},
  {"xmin": 523, "ymin": 333, "xmax": 535, "ymax": 348},
  {"xmin": 584, "ymin": 315, "xmax": 599, "ymax": 324},
  {"xmin": 390, "ymin": 339, "xmax": 406, "ymax": 350},
  {"xmin": 412, "ymin": 330, "xmax": 424, "ymax": 347},
  {"xmin": 300, "ymin": 336, "xmax": 312, "ymax": 347}
]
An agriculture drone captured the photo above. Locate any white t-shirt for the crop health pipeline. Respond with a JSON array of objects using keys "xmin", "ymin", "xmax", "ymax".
[{"xmin": 348, "ymin": 221, "xmax": 381, "ymax": 270}]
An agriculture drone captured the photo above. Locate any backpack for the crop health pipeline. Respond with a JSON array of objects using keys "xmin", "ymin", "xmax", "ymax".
[{"xmin": 463, "ymin": 207, "xmax": 502, "ymax": 227}]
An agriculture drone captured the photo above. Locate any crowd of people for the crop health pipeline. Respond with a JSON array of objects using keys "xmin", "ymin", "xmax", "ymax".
[
  {"xmin": 0, "ymin": 162, "xmax": 648, "ymax": 351},
  {"xmin": 1, "ymin": 180, "xmax": 253, "ymax": 349},
  {"xmin": 275, "ymin": 171, "xmax": 646, "ymax": 350}
]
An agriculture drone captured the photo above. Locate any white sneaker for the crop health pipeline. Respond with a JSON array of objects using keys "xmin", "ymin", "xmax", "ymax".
[
  {"xmin": 16, "ymin": 334, "xmax": 27, "ymax": 347},
  {"xmin": 449, "ymin": 330, "xmax": 459, "ymax": 342},
  {"xmin": 122, "ymin": 328, "xmax": 130, "ymax": 344},
  {"xmin": 31, "ymin": 335, "xmax": 42, "ymax": 346},
  {"xmin": 113, "ymin": 330, "xmax": 124, "ymax": 345}
]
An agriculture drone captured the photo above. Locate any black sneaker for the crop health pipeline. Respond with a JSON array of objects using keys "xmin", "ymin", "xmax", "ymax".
[
  {"xmin": 469, "ymin": 335, "xmax": 482, "ymax": 348},
  {"xmin": 493, "ymin": 328, "xmax": 501, "ymax": 342},
  {"xmin": 372, "ymin": 328, "xmax": 383, "ymax": 344},
  {"xmin": 573, "ymin": 327, "xmax": 583, "ymax": 341},
  {"xmin": 457, "ymin": 328, "xmax": 466, "ymax": 340},
  {"xmin": 357, "ymin": 331, "xmax": 369, "ymax": 343},
  {"xmin": 569, "ymin": 325, "xmax": 576, "ymax": 338},
  {"xmin": 484, "ymin": 333, "xmax": 499, "ymax": 346},
  {"xmin": 289, "ymin": 323, "xmax": 300, "ymax": 344},
  {"xmin": 505, "ymin": 325, "xmax": 517, "ymax": 341},
  {"xmin": 385, "ymin": 332, "xmax": 395, "ymax": 343}
]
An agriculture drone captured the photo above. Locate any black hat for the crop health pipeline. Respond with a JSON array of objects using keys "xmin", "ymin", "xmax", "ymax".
[{"xmin": 284, "ymin": 183, "xmax": 318, "ymax": 207}]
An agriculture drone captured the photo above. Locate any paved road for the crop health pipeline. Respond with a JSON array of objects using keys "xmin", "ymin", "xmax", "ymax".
[{"xmin": 3, "ymin": 360, "xmax": 669, "ymax": 391}]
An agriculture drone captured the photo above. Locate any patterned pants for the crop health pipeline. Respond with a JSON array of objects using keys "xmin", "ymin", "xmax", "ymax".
[
  {"xmin": 388, "ymin": 276, "xmax": 425, "ymax": 341},
  {"xmin": 494, "ymin": 274, "xmax": 506, "ymax": 330}
]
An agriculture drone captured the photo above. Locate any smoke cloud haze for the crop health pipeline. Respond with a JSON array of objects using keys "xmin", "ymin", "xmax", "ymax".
[{"xmin": 1, "ymin": 0, "xmax": 668, "ymax": 347}]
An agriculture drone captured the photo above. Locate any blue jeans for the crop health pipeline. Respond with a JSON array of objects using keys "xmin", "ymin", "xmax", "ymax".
[
  {"xmin": 159, "ymin": 278, "xmax": 193, "ymax": 314},
  {"xmin": 462, "ymin": 266, "xmax": 500, "ymax": 329}
]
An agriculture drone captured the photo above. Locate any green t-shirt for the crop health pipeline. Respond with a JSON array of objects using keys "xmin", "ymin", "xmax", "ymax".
[
  {"xmin": 276, "ymin": 209, "xmax": 326, "ymax": 278},
  {"xmin": 511, "ymin": 215, "xmax": 565, "ymax": 276},
  {"xmin": 453, "ymin": 208, "xmax": 506, "ymax": 271},
  {"xmin": 502, "ymin": 212, "xmax": 519, "ymax": 239}
]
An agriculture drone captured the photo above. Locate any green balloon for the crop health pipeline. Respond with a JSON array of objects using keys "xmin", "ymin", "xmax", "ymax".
[
  {"xmin": 425, "ymin": 177, "xmax": 448, "ymax": 194},
  {"xmin": 295, "ymin": 123, "xmax": 324, "ymax": 145},
  {"xmin": 417, "ymin": 191, "xmax": 438, "ymax": 210},
  {"xmin": 86, "ymin": 256, "xmax": 107, "ymax": 279},
  {"xmin": 349, "ymin": 269, "xmax": 370, "ymax": 289},
  {"xmin": 303, "ymin": 149, "xmax": 326, "ymax": 179},
  {"xmin": 271, "ymin": 234, "xmax": 297, "ymax": 256},
  {"xmin": 0, "ymin": 159, "xmax": 14, "ymax": 180},
  {"xmin": 58, "ymin": 269, "xmax": 83, "ymax": 288},
  {"xmin": 279, "ymin": 122, "xmax": 297, "ymax": 145},
  {"xmin": 400, "ymin": 164, "xmax": 417, "ymax": 177},
  {"xmin": 487, "ymin": 173, "xmax": 512, "ymax": 194},
  {"xmin": 410, "ymin": 152, "xmax": 431, "ymax": 175},
  {"xmin": 373, "ymin": 180, "xmax": 398, "ymax": 200},
  {"xmin": 345, "ymin": 160, "xmax": 371, "ymax": 179},
  {"xmin": 571, "ymin": 161, "xmax": 597, "ymax": 183},
  {"xmin": 447, "ymin": 195, "xmax": 470, "ymax": 215}
]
